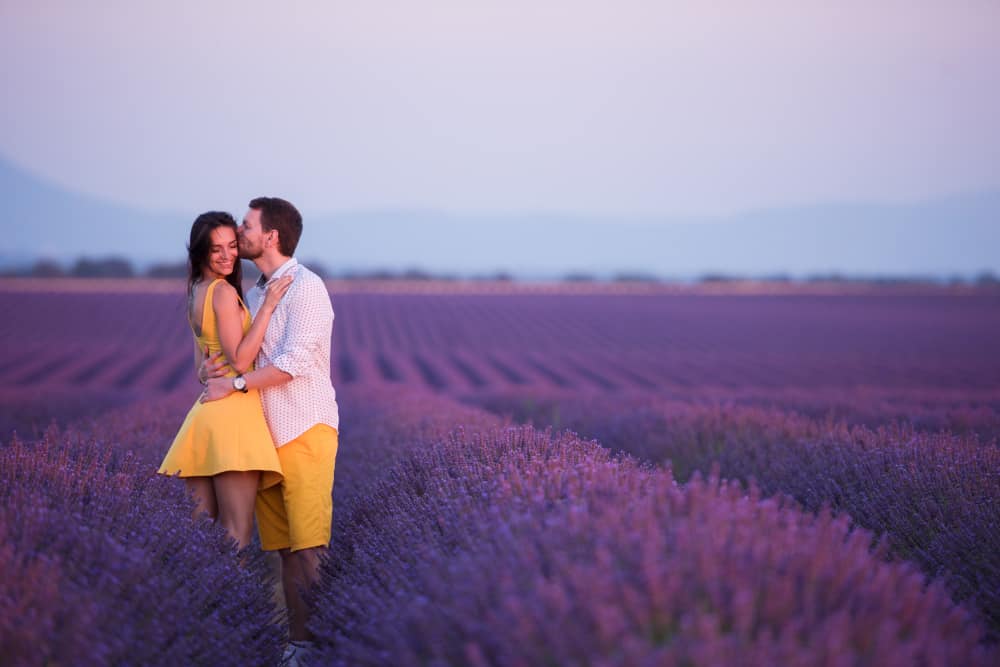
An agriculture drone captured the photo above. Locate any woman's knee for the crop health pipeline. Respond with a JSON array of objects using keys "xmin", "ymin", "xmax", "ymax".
[
  {"xmin": 217, "ymin": 503, "xmax": 254, "ymax": 528},
  {"xmin": 185, "ymin": 477, "xmax": 218, "ymax": 518},
  {"xmin": 217, "ymin": 510, "xmax": 254, "ymax": 545}
]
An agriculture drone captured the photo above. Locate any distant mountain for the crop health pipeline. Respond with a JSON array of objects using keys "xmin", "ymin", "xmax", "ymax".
[
  {"xmin": 4, "ymin": 157, "xmax": 180, "ymax": 267},
  {"xmin": 303, "ymin": 196, "xmax": 1000, "ymax": 280},
  {"xmin": 3, "ymin": 156, "xmax": 998, "ymax": 279}
]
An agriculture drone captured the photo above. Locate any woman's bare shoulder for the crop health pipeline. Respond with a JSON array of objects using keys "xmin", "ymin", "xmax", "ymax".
[{"xmin": 211, "ymin": 280, "xmax": 239, "ymax": 306}]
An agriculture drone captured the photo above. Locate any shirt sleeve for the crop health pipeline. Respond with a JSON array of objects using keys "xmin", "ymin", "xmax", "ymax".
[{"xmin": 268, "ymin": 276, "xmax": 332, "ymax": 379}]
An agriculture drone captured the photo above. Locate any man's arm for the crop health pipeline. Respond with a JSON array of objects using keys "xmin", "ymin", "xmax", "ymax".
[
  {"xmin": 201, "ymin": 365, "xmax": 291, "ymax": 402},
  {"xmin": 198, "ymin": 351, "xmax": 225, "ymax": 384},
  {"xmin": 201, "ymin": 275, "xmax": 329, "ymax": 403}
]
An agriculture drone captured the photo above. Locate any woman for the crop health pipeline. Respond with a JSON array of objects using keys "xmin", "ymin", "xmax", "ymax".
[{"xmin": 159, "ymin": 211, "xmax": 293, "ymax": 549}]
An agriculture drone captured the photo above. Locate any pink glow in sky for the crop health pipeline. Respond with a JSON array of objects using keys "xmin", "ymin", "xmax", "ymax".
[{"xmin": 1, "ymin": 1, "xmax": 998, "ymax": 217}]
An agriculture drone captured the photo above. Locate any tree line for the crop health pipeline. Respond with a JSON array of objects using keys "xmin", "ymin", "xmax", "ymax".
[{"xmin": 3, "ymin": 257, "xmax": 998, "ymax": 286}]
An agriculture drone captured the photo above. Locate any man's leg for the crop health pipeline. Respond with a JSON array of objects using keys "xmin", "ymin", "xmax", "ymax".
[
  {"xmin": 279, "ymin": 546, "xmax": 327, "ymax": 641},
  {"xmin": 277, "ymin": 424, "xmax": 337, "ymax": 640},
  {"xmin": 257, "ymin": 424, "xmax": 338, "ymax": 642},
  {"xmin": 255, "ymin": 485, "xmax": 290, "ymax": 613}
]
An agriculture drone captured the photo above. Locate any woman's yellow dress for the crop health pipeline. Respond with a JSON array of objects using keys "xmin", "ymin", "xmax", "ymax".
[{"xmin": 159, "ymin": 279, "xmax": 283, "ymax": 490}]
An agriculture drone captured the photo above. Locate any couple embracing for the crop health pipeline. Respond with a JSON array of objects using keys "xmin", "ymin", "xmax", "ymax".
[{"xmin": 157, "ymin": 197, "xmax": 337, "ymax": 662}]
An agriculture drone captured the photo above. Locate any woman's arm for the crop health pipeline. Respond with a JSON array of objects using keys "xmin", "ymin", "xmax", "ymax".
[{"xmin": 214, "ymin": 277, "xmax": 293, "ymax": 375}]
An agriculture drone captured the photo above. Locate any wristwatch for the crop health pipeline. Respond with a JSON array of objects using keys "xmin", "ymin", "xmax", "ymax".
[{"xmin": 232, "ymin": 375, "xmax": 248, "ymax": 393}]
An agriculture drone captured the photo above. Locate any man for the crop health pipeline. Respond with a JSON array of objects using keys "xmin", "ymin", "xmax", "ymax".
[{"xmin": 202, "ymin": 197, "xmax": 338, "ymax": 663}]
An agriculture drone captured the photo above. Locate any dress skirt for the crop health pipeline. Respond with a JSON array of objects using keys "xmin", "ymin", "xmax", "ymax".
[{"xmin": 159, "ymin": 388, "xmax": 283, "ymax": 490}]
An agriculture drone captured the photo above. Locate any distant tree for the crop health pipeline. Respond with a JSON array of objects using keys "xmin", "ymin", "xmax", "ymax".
[
  {"xmin": 613, "ymin": 271, "xmax": 660, "ymax": 283},
  {"xmin": 401, "ymin": 268, "xmax": 435, "ymax": 281},
  {"xmin": 699, "ymin": 273, "xmax": 739, "ymax": 283},
  {"xmin": 975, "ymin": 271, "xmax": 999, "ymax": 286},
  {"xmin": 944, "ymin": 273, "xmax": 967, "ymax": 286},
  {"xmin": 460, "ymin": 271, "xmax": 513, "ymax": 282},
  {"xmin": 759, "ymin": 273, "xmax": 792, "ymax": 283},
  {"xmin": 301, "ymin": 260, "xmax": 331, "ymax": 279},
  {"xmin": 71, "ymin": 257, "xmax": 134, "ymax": 278},
  {"xmin": 344, "ymin": 269, "xmax": 396, "ymax": 280},
  {"xmin": 564, "ymin": 272, "xmax": 596, "ymax": 282},
  {"xmin": 871, "ymin": 275, "xmax": 936, "ymax": 285},
  {"xmin": 805, "ymin": 272, "xmax": 847, "ymax": 283},
  {"xmin": 335, "ymin": 268, "xmax": 460, "ymax": 281},
  {"xmin": 30, "ymin": 259, "xmax": 65, "ymax": 277},
  {"xmin": 145, "ymin": 261, "xmax": 187, "ymax": 278}
]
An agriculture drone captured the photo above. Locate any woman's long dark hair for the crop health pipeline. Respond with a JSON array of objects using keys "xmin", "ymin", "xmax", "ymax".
[{"xmin": 187, "ymin": 211, "xmax": 243, "ymax": 300}]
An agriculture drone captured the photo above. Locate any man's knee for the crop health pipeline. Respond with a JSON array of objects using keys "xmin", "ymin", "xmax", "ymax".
[{"xmin": 281, "ymin": 546, "xmax": 325, "ymax": 579}]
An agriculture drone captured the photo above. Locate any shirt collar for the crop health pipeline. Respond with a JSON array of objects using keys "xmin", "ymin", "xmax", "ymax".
[{"xmin": 257, "ymin": 257, "xmax": 298, "ymax": 288}]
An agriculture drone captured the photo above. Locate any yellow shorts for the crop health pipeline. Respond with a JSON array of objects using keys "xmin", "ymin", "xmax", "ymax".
[{"xmin": 256, "ymin": 424, "xmax": 338, "ymax": 552}]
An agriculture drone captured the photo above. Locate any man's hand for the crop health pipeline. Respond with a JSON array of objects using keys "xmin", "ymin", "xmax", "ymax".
[
  {"xmin": 201, "ymin": 376, "xmax": 234, "ymax": 403},
  {"xmin": 198, "ymin": 351, "xmax": 227, "ymax": 385}
]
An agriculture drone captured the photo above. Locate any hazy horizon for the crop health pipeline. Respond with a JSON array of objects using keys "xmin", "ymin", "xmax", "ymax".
[
  {"xmin": 4, "ymin": 155, "xmax": 999, "ymax": 281},
  {"xmin": 2, "ymin": 2, "xmax": 998, "ymax": 277}
]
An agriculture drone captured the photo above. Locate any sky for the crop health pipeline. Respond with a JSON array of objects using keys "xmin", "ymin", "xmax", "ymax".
[
  {"xmin": 2, "ymin": 1, "xmax": 998, "ymax": 217},
  {"xmin": 1, "ymin": 2, "xmax": 999, "ymax": 277}
]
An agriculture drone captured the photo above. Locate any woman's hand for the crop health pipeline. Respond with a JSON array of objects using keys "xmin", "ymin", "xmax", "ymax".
[{"xmin": 262, "ymin": 275, "xmax": 294, "ymax": 313}]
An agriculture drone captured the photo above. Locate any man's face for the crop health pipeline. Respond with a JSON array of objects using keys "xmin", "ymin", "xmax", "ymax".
[{"xmin": 238, "ymin": 209, "xmax": 266, "ymax": 260}]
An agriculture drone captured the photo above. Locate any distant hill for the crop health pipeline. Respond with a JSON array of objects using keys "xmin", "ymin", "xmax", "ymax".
[
  {"xmin": 3, "ymin": 156, "xmax": 998, "ymax": 279},
  {"xmin": 4, "ymin": 157, "xmax": 179, "ymax": 267},
  {"xmin": 310, "ymin": 196, "xmax": 1000, "ymax": 280}
]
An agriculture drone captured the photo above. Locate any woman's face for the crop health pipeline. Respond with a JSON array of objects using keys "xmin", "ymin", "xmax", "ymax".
[{"xmin": 204, "ymin": 226, "xmax": 238, "ymax": 279}]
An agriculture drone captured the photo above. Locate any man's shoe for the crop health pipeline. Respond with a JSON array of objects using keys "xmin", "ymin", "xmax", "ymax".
[{"xmin": 280, "ymin": 640, "xmax": 314, "ymax": 667}]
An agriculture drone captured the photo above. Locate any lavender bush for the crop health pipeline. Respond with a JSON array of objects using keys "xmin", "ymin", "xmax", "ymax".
[
  {"xmin": 51, "ymin": 391, "xmax": 198, "ymax": 466},
  {"xmin": 477, "ymin": 392, "xmax": 1000, "ymax": 635},
  {"xmin": 329, "ymin": 385, "xmax": 505, "ymax": 508},
  {"xmin": 309, "ymin": 421, "xmax": 993, "ymax": 666},
  {"xmin": 0, "ymin": 431, "xmax": 284, "ymax": 666}
]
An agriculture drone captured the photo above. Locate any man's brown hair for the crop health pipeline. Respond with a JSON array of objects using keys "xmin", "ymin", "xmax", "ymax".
[{"xmin": 249, "ymin": 197, "xmax": 303, "ymax": 257}]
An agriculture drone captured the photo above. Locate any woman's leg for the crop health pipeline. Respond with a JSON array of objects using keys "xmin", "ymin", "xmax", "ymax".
[
  {"xmin": 185, "ymin": 477, "xmax": 218, "ymax": 520},
  {"xmin": 214, "ymin": 470, "xmax": 261, "ymax": 549}
]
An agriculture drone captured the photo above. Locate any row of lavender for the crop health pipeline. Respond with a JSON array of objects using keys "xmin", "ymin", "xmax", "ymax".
[
  {"xmin": 475, "ymin": 391, "xmax": 1000, "ymax": 635},
  {"xmin": 0, "ymin": 420, "xmax": 285, "ymax": 665},
  {"xmin": 3, "ymin": 288, "xmax": 999, "ymax": 440},
  {"xmin": 307, "ymin": 387, "xmax": 995, "ymax": 665},
  {"xmin": 7, "ymin": 290, "xmax": 1000, "ymax": 399},
  {"xmin": 3, "ymin": 385, "xmax": 997, "ymax": 664},
  {"xmin": 0, "ymin": 386, "xmax": 499, "ymax": 666}
]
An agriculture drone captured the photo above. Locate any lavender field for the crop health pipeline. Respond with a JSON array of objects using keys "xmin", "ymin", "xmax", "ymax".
[{"xmin": 2, "ymin": 279, "xmax": 1000, "ymax": 666}]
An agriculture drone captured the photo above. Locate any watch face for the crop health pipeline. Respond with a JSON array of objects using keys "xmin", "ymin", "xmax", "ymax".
[{"xmin": 234, "ymin": 376, "xmax": 247, "ymax": 391}]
